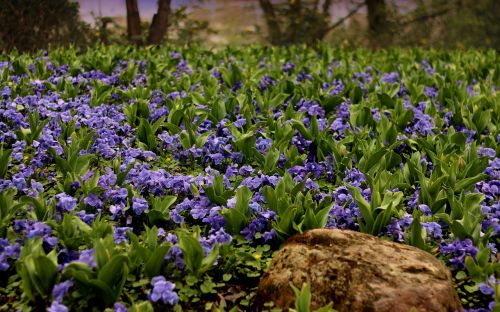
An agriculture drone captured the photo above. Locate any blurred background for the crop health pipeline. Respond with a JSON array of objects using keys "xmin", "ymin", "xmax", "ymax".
[{"xmin": 0, "ymin": 0, "xmax": 499, "ymax": 52}]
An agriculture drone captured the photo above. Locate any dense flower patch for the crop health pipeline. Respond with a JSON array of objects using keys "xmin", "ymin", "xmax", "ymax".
[{"xmin": 0, "ymin": 46, "xmax": 498, "ymax": 311}]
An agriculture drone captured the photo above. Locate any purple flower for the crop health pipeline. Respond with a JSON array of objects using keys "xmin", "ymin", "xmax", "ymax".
[
  {"xmin": 132, "ymin": 196, "xmax": 148, "ymax": 215},
  {"xmin": 149, "ymin": 276, "xmax": 178, "ymax": 305},
  {"xmin": 28, "ymin": 179, "xmax": 44, "ymax": 197},
  {"xmin": 107, "ymin": 187, "xmax": 128, "ymax": 204},
  {"xmin": 238, "ymin": 165, "xmax": 254, "ymax": 176},
  {"xmin": 282, "ymin": 61, "xmax": 295, "ymax": 73},
  {"xmin": 381, "ymin": 72, "xmax": 399, "ymax": 84},
  {"xmin": 258, "ymin": 75, "xmax": 275, "ymax": 91},
  {"xmin": 56, "ymin": 193, "xmax": 77, "ymax": 212},
  {"xmin": 333, "ymin": 186, "xmax": 351, "ymax": 203},
  {"xmin": 420, "ymin": 61, "xmax": 435, "ymax": 75},
  {"xmin": 26, "ymin": 221, "xmax": 52, "ymax": 239},
  {"xmin": 418, "ymin": 204, "xmax": 432, "ymax": 216},
  {"xmin": 386, "ymin": 220, "xmax": 404, "ymax": 242},
  {"xmin": 478, "ymin": 278, "xmax": 495, "ymax": 296},
  {"xmin": 423, "ymin": 86, "xmax": 438, "ymax": 98},
  {"xmin": 305, "ymin": 178, "xmax": 319, "ymax": 190},
  {"xmin": 262, "ymin": 229, "xmax": 276, "ymax": 242},
  {"xmin": 212, "ymin": 228, "xmax": 232, "ymax": 244},
  {"xmin": 114, "ymin": 227, "xmax": 132, "ymax": 244},
  {"xmin": 47, "ymin": 301, "xmax": 69, "ymax": 312},
  {"xmin": 52, "ymin": 280, "xmax": 73, "ymax": 303},
  {"xmin": 77, "ymin": 249, "xmax": 96, "ymax": 268},
  {"xmin": 224, "ymin": 165, "xmax": 238, "ymax": 178},
  {"xmin": 114, "ymin": 303, "xmax": 128, "ymax": 312},
  {"xmin": 484, "ymin": 158, "xmax": 500, "ymax": 179},
  {"xmin": 84, "ymin": 194, "xmax": 102, "ymax": 208},
  {"xmin": 297, "ymin": 72, "xmax": 313, "ymax": 82},
  {"xmin": 478, "ymin": 146, "xmax": 496, "ymax": 158},
  {"xmin": 407, "ymin": 188, "xmax": 420, "ymax": 210},
  {"xmin": 109, "ymin": 203, "xmax": 125, "ymax": 219},
  {"xmin": 422, "ymin": 222, "xmax": 442, "ymax": 240},
  {"xmin": 12, "ymin": 173, "xmax": 27, "ymax": 191},
  {"xmin": 255, "ymin": 137, "xmax": 272, "ymax": 154},
  {"xmin": 344, "ymin": 169, "xmax": 366, "ymax": 186},
  {"xmin": 0, "ymin": 239, "xmax": 20, "ymax": 271},
  {"xmin": 440, "ymin": 238, "xmax": 478, "ymax": 269},
  {"xmin": 234, "ymin": 117, "xmax": 247, "ymax": 128}
]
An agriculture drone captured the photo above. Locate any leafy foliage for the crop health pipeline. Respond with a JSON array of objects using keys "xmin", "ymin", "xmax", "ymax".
[{"xmin": 0, "ymin": 45, "xmax": 498, "ymax": 311}]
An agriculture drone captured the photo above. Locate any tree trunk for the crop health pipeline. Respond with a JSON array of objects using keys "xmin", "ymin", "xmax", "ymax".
[
  {"xmin": 148, "ymin": 0, "xmax": 171, "ymax": 45},
  {"xmin": 287, "ymin": 0, "xmax": 303, "ymax": 44},
  {"xmin": 259, "ymin": 0, "xmax": 282, "ymax": 45},
  {"xmin": 365, "ymin": 0, "xmax": 389, "ymax": 47},
  {"xmin": 126, "ymin": 0, "xmax": 142, "ymax": 45}
]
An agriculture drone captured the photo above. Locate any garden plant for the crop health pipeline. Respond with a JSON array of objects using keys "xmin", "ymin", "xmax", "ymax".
[{"xmin": 0, "ymin": 45, "xmax": 498, "ymax": 311}]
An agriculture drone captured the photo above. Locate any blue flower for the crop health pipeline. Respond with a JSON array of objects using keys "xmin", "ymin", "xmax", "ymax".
[
  {"xmin": 238, "ymin": 165, "xmax": 254, "ymax": 176},
  {"xmin": 478, "ymin": 279, "xmax": 495, "ymax": 296},
  {"xmin": 52, "ymin": 280, "xmax": 73, "ymax": 303},
  {"xmin": 0, "ymin": 239, "xmax": 20, "ymax": 271},
  {"xmin": 418, "ymin": 204, "xmax": 432, "ymax": 216},
  {"xmin": 423, "ymin": 86, "xmax": 438, "ymax": 98},
  {"xmin": 282, "ymin": 61, "xmax": 295, "ymax": 73},
  {"xmin": 255, "ymin": 137, "xmax": 272, "ymax": 154},
  {"xmin": 422, "ymin": 222, "xmax": 442, "ymax": 240},
  {"xmin": 26, "ymin": 221, "xmax": 52, "ymax": 239},
  {"xmin": 109, "ymin": 203, "xmax": 125, "ymax": 220},
  {"xmin": 56, "ymin": 193, "xmax": 77, "ymax": 212},
  {"xmin": 113, "ymin": 227, "xmax": 132, "ymax": 244},
  {"xmin": 386, "ymin": 220, "xmax": 404, "ymax": 242},
  {"xmin": 478, "ymin": 145, "xmax": 496, "ymax": 158},
  {"xmin": 76, "ymin": 248, "xmax": 96, "ymax": 268},
  {"xmin": 262, "ymin": 229, "xmax": 276, "ymax": 242},
  {"xmin": 47, "ymin": 301, "xmax": 69, "ymax": 312},
  {"xmin": 114, "ymin": 302, "xmax": 128, "ymax": 312},
  {"xmin": 209, "ymin": 228, "xmax": 232, "ymax": 245},
  {"xmin": 440, "ymin": 238, "xmax": 478, "ymax": 269},
  {"xmin": 84, "ymin": 193, "xmax": 102, "ymax": 208},
  {"xmin": 132, "ymin": 196, "xmax": 148, "ymax": 215},
  {"xmin": 258, "ymin": 75, "xmax": 275, "ymax": 91},
  {"xmin": 381, "ymin": 72, "xmax": 399, "ymax": 84},
  {"xmin": 344, "ymin": 169, "xmax": 366, "ymax": 186},
  {"xmin": 149, "ymin": 276, "xmax": 178, "ymax": 305}
]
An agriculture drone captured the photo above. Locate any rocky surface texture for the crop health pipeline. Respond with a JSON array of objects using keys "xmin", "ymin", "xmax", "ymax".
[{"xmin": 257, "ymin": 229, "xmax": 462, "ymax": 312}]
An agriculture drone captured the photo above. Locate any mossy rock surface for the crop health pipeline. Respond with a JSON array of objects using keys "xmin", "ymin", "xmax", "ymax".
[{"xmin": 257, "ymin": 229, "xmax": 462, "ymax": 312}]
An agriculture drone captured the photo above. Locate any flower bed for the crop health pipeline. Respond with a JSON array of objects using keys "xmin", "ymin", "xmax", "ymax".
[{"xmin": 0, "ymin": 46, "xmax": 498, "ymax": 311}]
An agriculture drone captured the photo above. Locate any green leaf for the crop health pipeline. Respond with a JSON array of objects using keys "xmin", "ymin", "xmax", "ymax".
[
  {"xmin": 98, "ymin": 254, "xmax": 128, "ymax": 288},
  {"xmin": 0, "ymin": 148, "xmax": 12, "ymax": 179},
  {"xmin": 88, "ymin": 279, "xmax": 116, "ymax": 303},
  {"xmin": 144, "ymin": 245, "xmax": 170, "ymax": 278},
  {"xmin": 291, "ymin": 120, "xmax": 313, "ymax": 141},
  {"xmin": 177, "ymin": 232, "xmax": 204, "ymax": 275},
  {"xmin": 347, "ymin": 186, "xmax": 373, "ymax": 227},
  {"xmin": 350, "ymin": 86, "xmax": 363, "ymax": 104},
  {"xmin": 377, "ymin": 93, "xmax": 395, "ymax": 108},
  {"xmin": 321, "ymin": 95, "xmax": 343, "ymax": 114},
  {"xmin": 263, "ymin": 148, "xmax": 280, "ymax": 174},
  {"xmin": 454, "ymin": 174, "xmax": 488, "ymax": 192},
  {"xmin": 200, "ymin": 243, "xmax": 219, "ymax": 274},
  {"xmin": 221, "ymin": 186, "xmax": 252, "ymax": 235},
  {"xmin": 291, "ymin": 282, "xmax": 311, "ymax": 312},
  {"xmin": 129, "ymin": 301, "xmax": 154, "ymax": 312},
  {"xmin": 407, "ymin": 212, "xmax": 428, "ymax": 251},
  {"xmin": 32, "ymin": 255, "xmax": 58, "ymax": 294},
  {"xmin": 94, "ymin": 237, "xmax": 114, "ymax": 269}
]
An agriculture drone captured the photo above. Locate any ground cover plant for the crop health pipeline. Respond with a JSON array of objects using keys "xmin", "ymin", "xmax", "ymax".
[{"xmin": 0, "ymin": 45, "xmax": 498, "ymax": 311}]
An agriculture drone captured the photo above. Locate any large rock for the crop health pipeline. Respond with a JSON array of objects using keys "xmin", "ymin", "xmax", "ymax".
[{"xmin": 257, "ymin": 229, "xmax": 462, "ymax": 312}]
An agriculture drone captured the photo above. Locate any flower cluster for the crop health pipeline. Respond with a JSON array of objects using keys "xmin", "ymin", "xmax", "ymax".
[{"xmin": 0, "ymin": 46, "xmax": 497, "ymax": 311}]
